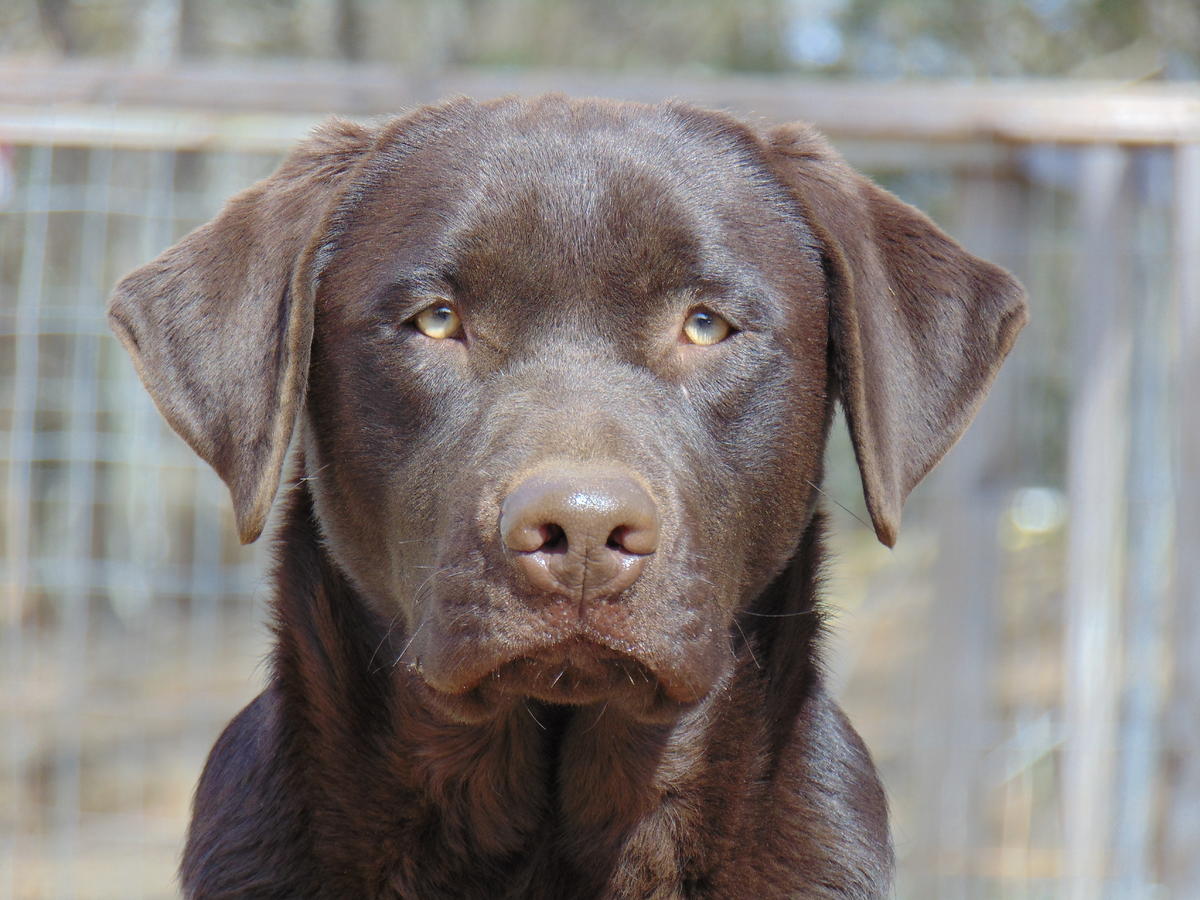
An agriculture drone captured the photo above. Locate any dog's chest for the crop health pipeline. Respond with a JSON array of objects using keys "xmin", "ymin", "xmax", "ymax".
[
  {"xmin": 375, "ymin": 749, "xmax": 703, "ymax": 899},
  {"xmin": 374, "ymin": 812, "xmax": 694, "ymax": 900}
]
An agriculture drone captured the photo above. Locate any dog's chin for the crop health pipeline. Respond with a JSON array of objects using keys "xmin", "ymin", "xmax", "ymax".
[
  {"xmin": 413, "ymin": 638, "xmax": 709, "ymax": 726},
  {"xmin": 489, "ymin": 639, "xmax": 661, "ymax": 703}
]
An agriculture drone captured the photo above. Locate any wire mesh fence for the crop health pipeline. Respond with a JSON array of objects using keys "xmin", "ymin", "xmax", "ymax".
[
  {"xmin": 0, "ymin": 73, "xmax": 1196, "ymax": 899},
  {"xmin": 1, "ymin": 141, "xmax": 279, "ymax": 898}
]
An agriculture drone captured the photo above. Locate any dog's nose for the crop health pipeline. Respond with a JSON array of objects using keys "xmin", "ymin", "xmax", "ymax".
[{"xmin": 500, "ymin": 468, "xmax": 660, "ymax": 604}]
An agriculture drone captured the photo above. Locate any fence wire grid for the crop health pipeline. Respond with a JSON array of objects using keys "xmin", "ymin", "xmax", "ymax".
[{"xmin": 1, "ymin": 86, "xmax": 1197, "ymax": 900}]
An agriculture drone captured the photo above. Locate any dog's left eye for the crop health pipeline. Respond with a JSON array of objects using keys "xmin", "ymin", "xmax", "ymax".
[
  {"xmin": 412, "ymin": 304, "xmax": 463, "ymax": 340},
  {"xmin": 682, "ymin": 308, "xmax": 733, "ymax": 346}
]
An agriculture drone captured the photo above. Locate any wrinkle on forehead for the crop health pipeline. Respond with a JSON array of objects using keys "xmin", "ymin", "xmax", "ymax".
[
  {"xmin": 351, "ymin": 100, "xmax": 774, "ymax": 242},
  {"xmin": 318, "ymin": 96, "xmax": 822, "ymax": 349}
]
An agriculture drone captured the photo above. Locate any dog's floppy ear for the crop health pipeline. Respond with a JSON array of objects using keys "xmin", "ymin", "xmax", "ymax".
[
  {"xmin": 768, "ymin": 123, "xmax": 1027, "ymax": 547},
  {"xmin": 108, "ymin": 120, "xmax": 376, "ymax": 544}
]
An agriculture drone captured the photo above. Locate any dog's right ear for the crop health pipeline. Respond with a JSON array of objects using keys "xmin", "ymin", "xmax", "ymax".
[{"xmin": 108, "ymin": 120, "xmax": 377, "ymax": 544}]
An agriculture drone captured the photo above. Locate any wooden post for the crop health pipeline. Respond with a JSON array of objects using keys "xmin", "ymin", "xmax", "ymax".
[
  {"xmin": 1, "ymin": 142, "xmax": 52, "ymax": 900},
  {"xmin": 908, "ymin": 169, "xmax": 1025, "ymax": 899},
  {"xmin": 1062, "ymin": 145, "xmax": 1133, "ymax": 900},
  {"xmin": 1111, "ymin": 149, "xmax": 1175, "ymax": 899},
  {"xmin": 1163, "ymin": 142, "xmax": 1200, "ymax": 896}
]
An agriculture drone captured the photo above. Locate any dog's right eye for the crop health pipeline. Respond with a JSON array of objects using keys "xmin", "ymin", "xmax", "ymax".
[
  {"xmin": 682, "ymin": 308, "xmax": 734, "ymax": 346},
  {"xmin": 412, "ymin": 304, "xmax": 463, "ymax": 340}
]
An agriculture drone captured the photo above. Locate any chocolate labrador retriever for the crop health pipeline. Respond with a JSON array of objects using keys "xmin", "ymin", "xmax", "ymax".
[{"xmin": 109, "ymin": 95, "xmax": 1026, "ymax": 898}]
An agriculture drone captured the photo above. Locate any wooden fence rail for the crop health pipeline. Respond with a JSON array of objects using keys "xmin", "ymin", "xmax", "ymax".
[{"xmin": 0, "ymin": 61, "xmax": 1197, "ymax": 147}]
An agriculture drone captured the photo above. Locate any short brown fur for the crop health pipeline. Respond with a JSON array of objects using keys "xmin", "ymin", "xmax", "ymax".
[{"xmin": 109, "ymin": 95, "xmax": 1026, "ymax": 899}]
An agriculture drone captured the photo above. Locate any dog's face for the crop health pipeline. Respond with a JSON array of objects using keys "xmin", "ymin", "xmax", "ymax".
[
  {"xmin": 109, "ymin": 96, "xmax": 1026, "ymax": 722},
  {"xmin": 307, "ymin": 101, "xmax": 830, "ymax": 718}
]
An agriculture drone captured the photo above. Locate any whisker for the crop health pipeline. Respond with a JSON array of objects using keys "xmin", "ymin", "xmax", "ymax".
[
  {"xmin": 804, "ymin": 478, "xmax": 872, "ymax": 533},
  {"xmin": 296, "ymin": 463, "xmax": 330, "ymax": 484},
  {"xmin": 582, "ymin": 702, "xmax": 609, "ymax": 734},
  {"xmin": 525, "ymin": 702, "xmax": 547, "ymax": 731},
  {"xmin": 368, "ymin": 608, "xmax": 405, "ymax": 673},
  {"xmin": 408, "ymin": 562, "xmax": 459, "ymax": 610},
  {"xmin": 732, "ymin": 617, "xmax": 762, "ymax": 671},
  {"xmin": 390, "ymin": 621, "xmax": 426, "ymax": 669}
]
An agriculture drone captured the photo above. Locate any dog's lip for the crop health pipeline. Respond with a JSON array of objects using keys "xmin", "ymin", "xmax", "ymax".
[
  {"xmin": 488, "ymin": 638, "xmax": 658, "ymax": 702},
  {"xmin": 418, "ymin": 631, "xmax": 708, "ymax": 706}
]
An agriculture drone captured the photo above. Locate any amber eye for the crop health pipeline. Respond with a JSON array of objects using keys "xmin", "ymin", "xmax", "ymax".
[
  {"xmin": 413, "ymin": 304, "xmax": 462, "ymax": 340},
  {"xmin": 682, "ymin": 308, "xmax": 733, "ymax": 346}
]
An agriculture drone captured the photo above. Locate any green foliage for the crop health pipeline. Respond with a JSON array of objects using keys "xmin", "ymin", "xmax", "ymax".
[{"xmin": 4, "ymin": 0, "xmax": 1197, "ymax": 79}]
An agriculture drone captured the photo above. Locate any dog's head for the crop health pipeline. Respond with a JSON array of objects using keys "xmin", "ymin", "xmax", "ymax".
[{"xmin": 110, "ymin": 96, "xmax": 1025, "ymax": 721}]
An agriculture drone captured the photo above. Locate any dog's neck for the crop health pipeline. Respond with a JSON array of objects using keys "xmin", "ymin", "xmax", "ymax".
[{"xmin": 265, "ymin": 478, "xmax": 826, "ymax": 892}]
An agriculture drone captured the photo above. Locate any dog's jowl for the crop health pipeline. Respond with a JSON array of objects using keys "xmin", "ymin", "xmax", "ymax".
[{"xmin": 109, "ymin": 95, "xmax": 1026, "ymax": 899}]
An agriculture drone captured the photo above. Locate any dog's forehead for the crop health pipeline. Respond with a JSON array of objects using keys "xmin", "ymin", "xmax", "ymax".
[
  {"xmin": 326, "ymin": 97, "xmax": 806, "ymax": 313},
  {"xmin": 400, "ymin": 95, "xmax": 768, "ymax": 205}
]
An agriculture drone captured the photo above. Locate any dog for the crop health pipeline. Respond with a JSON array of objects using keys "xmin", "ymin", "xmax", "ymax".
[{"xmin": 109, "ymin": 94, "xmax": 1026, "ymax": 898}]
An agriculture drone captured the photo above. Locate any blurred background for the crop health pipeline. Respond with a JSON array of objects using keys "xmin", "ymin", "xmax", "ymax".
[{"xmin": 0, "ymin": 1, "xmax": 1197, "ymax": 898}]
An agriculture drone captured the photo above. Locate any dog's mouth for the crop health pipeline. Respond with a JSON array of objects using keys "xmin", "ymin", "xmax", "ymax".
[
  {"xmin": 486, "ymin": 638, "xmax": 660, "ymax": 705},
  {"xmin": 406, "ymin": 570, "xmax": 730, "ymax": 723},
  {"xmin": 413, "ymin": 634, "xmax": 707, "ymax": 723}
]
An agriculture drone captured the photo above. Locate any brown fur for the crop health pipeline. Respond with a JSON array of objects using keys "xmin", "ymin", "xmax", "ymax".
[{"xmin": 109, "ymin": 95, "xmax": 1026, "ymax": 898}]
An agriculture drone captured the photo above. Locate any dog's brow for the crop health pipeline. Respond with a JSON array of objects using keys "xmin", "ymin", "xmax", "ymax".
[
  {"xmin": 371, "ymin": 272, "xmax": 459, "ymax": 308},
  {"xmin": 666, "ymin": 277, "xmax": 775, "ymax": 330}
]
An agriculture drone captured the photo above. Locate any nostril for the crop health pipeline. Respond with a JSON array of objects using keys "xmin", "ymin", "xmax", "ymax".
[
  {"xmin": 539, "ymin": 524, "xmax": 568, "ymax": 554},
  {"xmin": 605, "ymin": 525, "xmax": 651, "ymax": 554},
  {"xmin": 607, "ymin": 522, "xmax": 658, "ymax": 556}
]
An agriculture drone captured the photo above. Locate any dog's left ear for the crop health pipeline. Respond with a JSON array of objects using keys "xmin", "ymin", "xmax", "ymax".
[
  {"xmin": 767, "ymin": 123, "xmax": 1028, "ymax": 547},
  {"xmin": 109, "ymin": 120, "xmax": 377, "ymax": 544}
]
